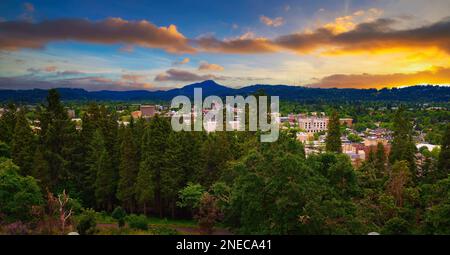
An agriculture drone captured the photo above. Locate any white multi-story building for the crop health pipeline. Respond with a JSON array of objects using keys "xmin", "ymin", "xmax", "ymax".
[{"xmin": 297, "ymin": 115, "xmax": 329, "ymax": 133}]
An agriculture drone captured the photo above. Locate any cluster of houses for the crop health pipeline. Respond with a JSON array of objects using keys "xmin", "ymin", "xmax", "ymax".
[{"xmin": 281, "ymin": 112, "xmax": 394, "ymax": 166}]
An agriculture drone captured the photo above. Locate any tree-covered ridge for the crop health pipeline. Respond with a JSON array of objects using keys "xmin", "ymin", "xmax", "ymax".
[
  {"xmin": 0, "ymin": 89, "xmax": 449, "ymax": 235},
  {"xmin": 0, "ymin": 81, "xmax": 449, "ymax": 103}
]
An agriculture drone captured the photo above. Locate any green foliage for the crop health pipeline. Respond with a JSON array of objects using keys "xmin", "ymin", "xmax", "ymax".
[
  {"xmin": 0, "ymin": 141, "xmax": 10, "ymax": 158},
  {"xmin": 177, "ymin": 183, "xmax": 206, "ymax": 209},
  {"xmin": 382, "ymin": 217, "xmax": 411, "ymax": 235},
  {"xmin": 386, "ymin": 161, "xmax": 411, "ymax": 207},
  {"xmin": 91, "ymin": 130, "xmax": 115, "ymax": 210},
  {"xmin": 347, "ymin": 133, "xmax": 363, "ymax": 143},
  {"xmin": 325, "ymin": 111, "xmax": 342, "ymax": 153},
  {"xmin": 437, "ymin": 124, "xmax": 450, "ymax": 178},
  {"xmin": 374, "ymin": 142, "xmax": 387, "ymax": 174},
  {"xmin": 117, "ymin": 127, "xmax": 139, "ymax": 211},
  {"xmin": 0, "ymin": 159, "xmax": 43, "ymax": 223},
  {"xmin": 390, "ymin": 107, "xmax": 417, "ymax": 172},
  {"xmin": 195, "ymin": 192, "xmax": 222, "ymax": 234},
  {"xmin": 126, "ymin": 214, "xmax": 148, "ymax": 230},
  {"xmin": 2, "ymin": 89, "xmax": 449, "ymax": 235},
  {"xmin": 150, "ymin": 225, "xmax": 179, "ymax": 235},
  {"xmin": 11, "ymin": 109, "xmax": 35, "ymax": 176},
  {"xmin": 76, "ymin": 209, "xmax": 97, "ymax": 235},
  {"xmin": 0, "ymin": 104, "xmax": 17, "ymax": 145},
  {"xmin": 223, "ymin": 141, "xmax": 362, "ymax": 234},
  {"xmin": 112, "ymin": 206, "xmax": 127, "ymax": 228},
  {"xmin": 422, "ymin": 176, "xmax": 450, "ymax": 234}
]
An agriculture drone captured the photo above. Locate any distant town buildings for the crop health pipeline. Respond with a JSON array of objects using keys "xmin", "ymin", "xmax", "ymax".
[
  {"xmin": 416, "ymin": 143, "xmax": 440, "ymax": 151},
  {"xmin": 288, "ymin": 113, "xmax": 353, "ymax": 133},
  {"xmin": 130, "ymin": 105, "xmax": 158, "ymax": 119},
  {"xmin": 67, "ymin": 109, "xmax": 76, "ymax": 119},
  {"xmin": 339, "ymin": 118, "xmax": 353, "ymax": 127},
  {"xmin": 140, "ymin": 105, "xmax": 156, "ymax": 118},
  {"xmin": 131, "ymin": 111, "xmax": 142, "ymax": 119},
  {"xmin": 296, "ymin": 114, "xmax": 329, "ymax": 133}
]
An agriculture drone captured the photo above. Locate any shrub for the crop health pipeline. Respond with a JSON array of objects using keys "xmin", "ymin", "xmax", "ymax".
[
  {"xmin": 151, "ymin": 225, "xmax": 178, "ymax": 235},
  {"xmin": 112, "ymin": 206, "xmax": 127, "ymax": 228},
  {"xmin": 195, "ymin": 192, "xmax": 222, "ymax": 235},
  {"xmin": 0, "ymin": 159, "xmax": 43, "ymax": 223},
  {"xmin": 382, "ymin": 217, "xmax": 410, "ymax": 235},
  {"xmin": 0, "ymin": 141, "xmax": 10, "ymax": 158},
  {"xmin": 177, "ymin": 183, "xmax": 205, "ymax": 209},
  {"xmin": 76, "ymin": 209, "xmax": 97, "ymax": 235},
  {"xmin": 126, "ymin": 214, "xmax": 148, "ymax": 230},
  {"xmin": 4, "ymin": 221, "xmax": 29, "ymax": 235}
]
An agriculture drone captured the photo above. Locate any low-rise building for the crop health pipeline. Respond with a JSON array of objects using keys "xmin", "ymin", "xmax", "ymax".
[
  {"xmin": 288, "ymin": 113, "xmax": 353, "ymax": 133},
  {"xmin": 131, "ymin": 110, "xmax": 142, "ymax": 119},
  {"xmin": 140, "ymin": 105, "xmax": 156, "ymax": 118},
  {"xmin": 297, "ymin": 115, "xmax": 328, "ymax": 133},
  {"xmin": 339, "ymin": 118, "xmax": 353, "ymax": 127},
  {"xmin": 67, "ymin": 109, "xmax": 76, "ymax": 119},
  {"xmin": 416, "ymin": 143, "xmax": 439, "ymax": 151}
]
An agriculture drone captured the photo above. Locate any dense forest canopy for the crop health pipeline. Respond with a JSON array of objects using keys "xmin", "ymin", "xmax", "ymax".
[{"xmin": 0, "ymin": 89, "xmax": 449, "ymax": 235}]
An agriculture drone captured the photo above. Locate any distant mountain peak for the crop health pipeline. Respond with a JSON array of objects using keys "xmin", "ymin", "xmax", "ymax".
[
  {"xmin": 183, "ymin": 80, "xmax": 224, "ymax": 88},
  {"xmin": 200, "ymin": 79, "xmax": 218, "ymax": 85}
]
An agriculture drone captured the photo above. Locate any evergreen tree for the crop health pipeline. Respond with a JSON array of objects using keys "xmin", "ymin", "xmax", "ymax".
[
  {"xmin": 11, "ymin": 109, "xmax": 35, "ymax": 176},
  {"xmin": 389, "ymin": 107, "xmax": 416, "ymax": 172},
  {"xmin": 162, "ymin": 131, "xmax": 185, "ymax": 217},
  {"xmin": 91, "ymin": 130, "xmax": 115, "ymax": 211},
  {"xmin": 78, "ymin": 103, "xmax": 101, "ymax": 206},
  {"xmin": 437, "ymin": 124, "xmax": 450, "ymax": 178},
  {"xmin": 325, "ymin": 111, "xmax": 342, "ymax": 153},
  {"xmin": 374, "ymin": 142, "xmax": 386, "ymax": 175},
  {"xmin": 137, "ymin": 115, "xmax": 171, "ymax": 216},
  {"xmin": 135, "ymin": 128, "xmax": 154, "ymax": 215},
  {"xmin": 386, "ymin": 160, "xmax": 411, "ymax": 207},
  {"xmin": 37, "ymin": 89, "xmax": 76, "ymax": 191},
  {"xmin": 31, "ymin": 145, "xmax": 51, "ymax": 190},
  {"xmin": 0, "ymin": 141, "xmax": 10, "ymax": 158},
  {"xmin": 200, "ymin": 132, "xmax": 231, "ymax": 187},
  {"xmin": 0, "ymin": 104, "xmax": 17, "ymax": 145},
  {"xmin": 367, "ymin": 148, "xmax": 375, "ymax": 163},
  {"xmin": 117, "ymin": 127, "xmax": 139, "ymax": 212}
]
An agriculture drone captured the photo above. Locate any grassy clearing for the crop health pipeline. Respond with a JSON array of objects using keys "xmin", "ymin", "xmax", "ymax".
[
  {"xmin": 92, "ymin": 212, "xmax": 231, "ymax": 235},
  {"xmin": 94, "ymin": 212, "xmax": 197, "ymax": 227}
]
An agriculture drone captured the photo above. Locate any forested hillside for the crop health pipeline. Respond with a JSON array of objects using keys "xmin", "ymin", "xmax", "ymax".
[
  {"xmin": 1, "ymin": 81, "xmax": 449, "ymax": 103},
  {"xmin": 0, "ymin": 89, "xmax": 449, "ymax": 235}
]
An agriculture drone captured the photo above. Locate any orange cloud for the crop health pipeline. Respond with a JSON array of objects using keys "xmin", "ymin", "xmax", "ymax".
[
  {"xmin": 121, "ymin": 74, "xmax": 147, "ymax": 82},
  {"xmin": 195, "ymin": 17, "xmax": 450, "ymax": 56},
  {"xmin": 0, "ymin": 75, "xmax": 155, "ymax": 91},
  {"xmin": 198, "ymin": 61, "xmax": 224, "ymax": 71},
  {"xmin": 308, "ymin": 66, "xmax": 450, "ymax": 89},
  {"xmin": 195, "ymin": 36, "xmax": 277, "ymax": 54},
  {"xmin": 44, "ymin": 65, "xmax": 57, "ymax": 72},
  {"xmin": 260, "ymin": 15, "xmax": 285, "ymax": 27},
  {"xmin": 1, "ymin": 15, "xmax": 450, "ymax": 59},
  {"xmin": 26, "ymin": 66, "xmax": 58, "ymax": 73},
  {"xmin": 0, "ymin": 18, "xmax": 194, "ymax": 53},
  {"xmin": 279, "ymin": 17, "xmax": 450, "ymax": 54},
  {"xmin": 172, "ymin": 57, "xmax": 190, "ymax": 66}
]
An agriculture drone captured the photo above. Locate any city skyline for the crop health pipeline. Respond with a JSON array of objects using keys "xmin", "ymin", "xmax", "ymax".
[{"xmin": 1, "ymin": 0, "xmax": 450, "ymax": 91}]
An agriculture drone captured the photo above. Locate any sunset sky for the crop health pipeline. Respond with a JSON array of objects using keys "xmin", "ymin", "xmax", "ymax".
[{"xmin": 0, "ymin": 0, "xmax": 450, "ymax": 91}]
